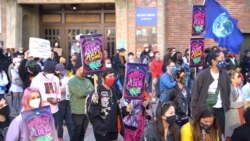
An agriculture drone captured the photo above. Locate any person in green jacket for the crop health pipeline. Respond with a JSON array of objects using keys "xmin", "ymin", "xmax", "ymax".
[{"xmin": 68, "ymin": 56, "xmax": 94, "ymax": 141}]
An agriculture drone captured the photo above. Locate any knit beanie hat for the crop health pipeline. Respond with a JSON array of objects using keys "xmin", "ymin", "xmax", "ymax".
[{"xmin": 43, "ymin": 60, "xmax": 56, "ymax": 73}]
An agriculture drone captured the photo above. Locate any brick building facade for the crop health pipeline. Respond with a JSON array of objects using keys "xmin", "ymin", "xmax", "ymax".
[
  {"xmin": 1, "ymin": 0, "xmax": 250, "ymax": 58},
  {"xmin": 165, "ymin": 0, "xmax": 250, "ymax": 56}
]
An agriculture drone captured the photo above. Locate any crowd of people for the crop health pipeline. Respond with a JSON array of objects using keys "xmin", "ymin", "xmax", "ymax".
[{"xmin": 0, "ymin": 42, "xmax": 250, "ymax": 141}]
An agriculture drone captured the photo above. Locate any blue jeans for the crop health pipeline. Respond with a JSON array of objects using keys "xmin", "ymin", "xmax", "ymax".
[{"xmin": 57, "ymin": 100, "xmax": 74, "ymax": 139}]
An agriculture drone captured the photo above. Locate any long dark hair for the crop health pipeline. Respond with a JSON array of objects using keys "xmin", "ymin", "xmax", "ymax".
[
  {"xmin": 192, "ymin": 105, "xmax": 220, "ymax": 141},
  {"xmin": 156, "ymin": 101, "xmax": 180, "ymax": 141}
]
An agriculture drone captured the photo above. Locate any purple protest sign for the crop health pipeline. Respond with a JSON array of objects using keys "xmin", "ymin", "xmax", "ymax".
[
  {"xmin": 123, "ymin": 63, "xmax": 148, "ymax": 100},
  {"xmin": 80, "ymin": 34, "xmax": 105, "ymax": 75},
  {"xmin": 21, "ymin": 106, "xmax": 57, "ymax": 141},
  {"xmin": 192, "ymin": 5, "xmax": 206, "ymax": 36},
  {"xmin": 189, "ymin": 38, "xmax": 205, "ymax": 67}
]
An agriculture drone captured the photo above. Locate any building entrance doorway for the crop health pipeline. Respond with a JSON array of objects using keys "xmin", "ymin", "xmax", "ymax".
[{"xmin": 40, "ymin": 3, "xmax": 116, "ymax": 59}]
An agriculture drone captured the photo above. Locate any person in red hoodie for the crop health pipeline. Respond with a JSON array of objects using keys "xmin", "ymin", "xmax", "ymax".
[{"xmin": 150, "ymin": 51, "xmax": 164, "ymax": 97}]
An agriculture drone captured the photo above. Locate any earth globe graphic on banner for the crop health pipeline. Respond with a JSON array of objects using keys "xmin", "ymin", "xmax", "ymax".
[{"xmin": 212, "ymin": 12, "xmax": 234, "ymax": 38}]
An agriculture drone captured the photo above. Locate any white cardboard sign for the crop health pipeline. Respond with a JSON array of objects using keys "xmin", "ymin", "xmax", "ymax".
[{"xmin": 29, "ymin": 37, "xmax": 51, "ymax": 58}]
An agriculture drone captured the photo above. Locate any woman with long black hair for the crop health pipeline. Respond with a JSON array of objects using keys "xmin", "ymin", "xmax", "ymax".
[{"xmin": 143, "ymin": 101, "xmax": 180, "ymax": 141}]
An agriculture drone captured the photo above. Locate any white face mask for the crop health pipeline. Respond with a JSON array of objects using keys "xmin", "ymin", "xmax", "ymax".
[
  {"xmin": 46, "ymin": 73, "xmax": 54, "ymax": 79},
  {"xmin": 145, "ymin": 48, "xmax": 149, "ymax": 52},
  {"xmin": 128, "ymin": 59, "xmax": 135, "ymax": 63},
  {"xmin": 76, "ymin": 42, "xmax": 80, "ymax": 47},
  {"xmin": 55, "ymin": 43, "xmax": 59, "ymax": 47},
  {"xmin": 106, "ymin": 63, "xmax": 112, "ymax": 68},
  {"xmin": 29, "ymin": 99, "xmax": 41, "ymax": 109},
  {"xmin": 149, "ymin": 53, "xmax": 154, "ymax": 57}
]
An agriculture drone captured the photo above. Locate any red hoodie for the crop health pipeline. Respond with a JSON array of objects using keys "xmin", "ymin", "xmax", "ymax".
[{"xmin": 150, "ymin": 58, "xmax": 163, "ymax": 78}]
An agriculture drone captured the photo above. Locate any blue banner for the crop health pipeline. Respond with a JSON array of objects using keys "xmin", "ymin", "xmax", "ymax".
[{"xmin": 136, "ymin": 7, "xmax": 157, "ymax": 26}]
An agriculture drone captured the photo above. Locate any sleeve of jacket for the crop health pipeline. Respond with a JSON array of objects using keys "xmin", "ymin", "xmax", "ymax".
[
  {"xmin": 88, "ymin": 88, "xmax": 102, "ymax": 118},
  {"xmin": 0, "ymin": 71, "xmax": 9, "ymax": 86},
  {"xmin": 150, "ymin": 60, "xmax": 157, "ymax": 78},
  {"xmin": 225, "ymin": 73, "xmax": 231, "ymax": 110},
  {"xmin": 181, "ymin": 123, "xmax": 193, "ymax": 141},
  {"xmin": 56, "ymin": 77, "xmax": 61, "ymax": 100},
  {"xmin": 191, "ymin": 72, "xmax": 202, "ymax": 117},
  {"xmin": 160, "ymin": 74, "xmax": 176, "ymax": 89},
  {"xmin": 5, "ymin": 115, "xmax": 22, "ymax": 141}
]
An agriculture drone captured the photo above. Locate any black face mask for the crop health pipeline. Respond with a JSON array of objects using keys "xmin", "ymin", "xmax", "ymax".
[
  {"xmin": 166, "ymin": 115, "xmax": 176, "ymax": 125},
  {"xmin": 200, "ymin": 122, "xmax": 212, "ymax": 130},
  {"xmin": 0, "ymin": 105, "xmax": 10, "ymax": 117}
]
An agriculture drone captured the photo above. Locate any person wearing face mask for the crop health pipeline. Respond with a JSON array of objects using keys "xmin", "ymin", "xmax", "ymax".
[
  {"xmin": 224, "ymin": 70, "xmax": 245, "ymax": 141},
  {"xmin": 55, "ymin": 64, "xmax": 74, "ymax": 141},
  {"xmin": 181, "ymin": 105, "xmax": 220, "ymax": 141},
  {"xmin": 89, "ymin": 69, "xmax": 124, "ymax": 141},
  {"xmin": 140, "ymin": 44, "xmax": 151, "ymax": 65},
  {"xmin": 143, "ymin": 101, "xmax": 180, "ymax": 141},
  {"xmin": 167, "ymin": 68, "xmax": 190, "ymax": 127},
  {"xmin": 15, "ymin": 47, "xmax": 24, "ymax": 59},
  {"xmin": 71, "ymin": 41, "xmax": 81, "ymax": 55},
  {"xmin": 150, "ymin": 51, "xmax": 164, "ymax": 97},
  {"xmin": 127, "ymin": 52, "xmax": 137, "ymax": 63},
  {"xmin": 159, "ymin": 61, "xmax": 177, "ymax": 102},
  {"xmin": 9, "ymin": 57, "xmax": 23, "ymax": 115},
  {"xmin": 191, "ymin": 50, "xmax": 230, "ymax": 135},
  {"xmin": 112, "ymin": 48, "xmax": 126, "ymax": 86},
  {"xmin": 68, "ymin": 56, "xmax": 94, "ymax": 141},
  {"xmin": 30, "ymin": 60, "xmax": 61, "ymax": 128},
  {"xmin": 6, "ymin": 87, "xmax": 58, "ymax": 141},
  {"xmin": 0, "ymin": 97, "xmax": 10, "ymax": 140}
]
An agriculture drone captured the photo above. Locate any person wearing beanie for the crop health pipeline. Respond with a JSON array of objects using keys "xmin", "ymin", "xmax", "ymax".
[
  {"xmin": 30, "ymin": 60, "xmax": 61, "ymax": 128},
  {"xmin": 68, "ymin": 56, "xmax": 94, "ymax": 141},
  {"xmin": 55, "ymin": 63, "xmax": 74, "ymax": 140}
]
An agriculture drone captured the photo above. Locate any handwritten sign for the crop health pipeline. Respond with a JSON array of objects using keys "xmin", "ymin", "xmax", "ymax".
[
  {"xmin": 80, "ymin": 34, "xmax": 105, "ymax": 75},
  {"xmin": 53, "ymin": 48, "xmax": 62, "ymax": 56},
  {"xmin": 21, "ymin": 106, "xmax": 57, "ymax": 141},
  {"xmin": 29, "ymin": 37, "xmax": 51, "ymax": 58},
  {"xmin": 123, "ymin": 63, "xmax": 148, "ymax": 100},
  {"xmin": 192, "ymin": 5, "xmax": 206, "ymax": 36},
  {"xmin": 189, "ymin": 38, "xmax": 204, "ymax": 67}
]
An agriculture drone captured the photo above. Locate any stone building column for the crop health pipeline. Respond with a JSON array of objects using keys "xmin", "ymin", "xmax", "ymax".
[
  {"xmin": 157, "ymin": 0, "xmax": 166, "ymax": 59},
  {"xmin": 6, "ymin": 0, "xmax": 18, "ymax": 49},
  {"xmin": 115, "ymin": 0, "xmax": 128, "ymax": 50}
]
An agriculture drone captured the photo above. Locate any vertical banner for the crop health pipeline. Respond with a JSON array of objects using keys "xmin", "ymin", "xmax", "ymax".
[
  {"xmin": 80, "ymin": 34, "xmax": 105, "ymax": 75},
  {"xmin": 189, "ymin": 38, "xmax": 205, "ymax": 67},
  {"xmin": 123, "ymin": 63, "xmax": 148, "ymax": 100},
  {"xmin": 192, "ymin": 5, "xmax": 206, "ymax": 36},
  {"xmin": 21, "ymin": 106, "xmax": 57, "ymax": 141}
]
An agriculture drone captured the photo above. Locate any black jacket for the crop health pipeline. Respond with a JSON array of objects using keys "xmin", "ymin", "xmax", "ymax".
[
  {"xmin": 191, "ymin": 68, "xmax": 231, "ymax": 117},
  {"xmin": 143, "ymin": 122, "xmax": 179, "ymax": 141},
  {"xmin": 169, "ymin": 86, "xmax": 190, "ymax": 122},
  {"xmin": 231, "ymin": 124, "xmax": 250, "ymax": 141},
  {"xmin": 88, "ymin": 85, "xmax": 124, "ymax": 136}
]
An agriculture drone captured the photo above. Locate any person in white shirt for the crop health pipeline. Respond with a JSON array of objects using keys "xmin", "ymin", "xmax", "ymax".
[
  {"xmin": 9, "ymin": 57, "xmax": 23, "ymax": 115},
  {"xmin": 55, "ymin": 64, "xmax": 73, "ymax": 140}
]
